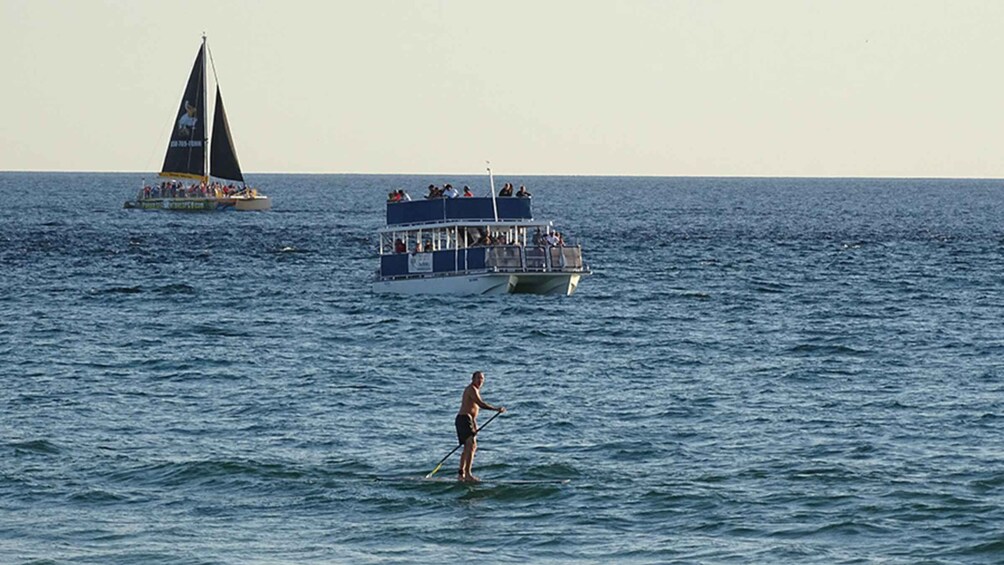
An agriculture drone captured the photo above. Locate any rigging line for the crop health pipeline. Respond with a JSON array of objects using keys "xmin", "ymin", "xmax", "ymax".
[
  {"xmin": 143, "ymin": 101, "xmax": 178, "ymax": 178},
  {"xmin": 203, "ymin": 39, "xmax": 220, "ymax": 182},
  {"xmin": 207, "ymin": 40, "xmax": 221, "ymax": 87}
]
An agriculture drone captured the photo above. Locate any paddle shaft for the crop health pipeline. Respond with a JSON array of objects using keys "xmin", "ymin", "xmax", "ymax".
[{"xmin": 426, "ymin": 410, "xmax": 503, "ymax": 478}]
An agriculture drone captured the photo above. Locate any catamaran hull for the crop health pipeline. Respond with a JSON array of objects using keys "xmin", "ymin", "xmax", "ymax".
[
  {"xmin": 373, "ymin": 272, "xmax": 581, "ymax": 296},
  {"xmin": 124, "ymin": 197, "xmax": 270, "ymax": 211},
  {"xmin": 234, "ymin": 197, "xmax": 270, "ymax": 211},
  {"xmin": 511, "ymin": 273, "xmax": 582, "ymax": 296}
]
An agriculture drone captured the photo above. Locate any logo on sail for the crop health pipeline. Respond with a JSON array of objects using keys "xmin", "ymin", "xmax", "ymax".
[{"xmin": 176, "ymin": 100, "xmax": 198, "ymax": 136}]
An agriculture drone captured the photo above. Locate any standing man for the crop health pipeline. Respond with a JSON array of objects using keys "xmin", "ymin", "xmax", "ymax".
[{"xmin": 456, "ymin": 371, "xmax": 506, "ymax": 482}]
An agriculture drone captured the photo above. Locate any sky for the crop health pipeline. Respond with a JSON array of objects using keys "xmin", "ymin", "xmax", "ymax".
[{"xmin": 2, "ymin": 0, "xmax": 1004, "ymax": 177}]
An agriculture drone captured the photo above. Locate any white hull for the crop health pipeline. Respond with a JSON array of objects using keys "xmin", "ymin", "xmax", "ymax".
[
  {"xmin": 374, "ymin": 273, "xmax": 516, "ymax": 295},
  {"xmin": 373, "ymin": 272, "xmax": 581, "ymax": 296},
  {"xmin": 512, "ymin": 273, "xmax": 581, "ymax": 296},
  {"xmin": 234, "ymin": 196, "xmax": 271, "ymax": 211}
]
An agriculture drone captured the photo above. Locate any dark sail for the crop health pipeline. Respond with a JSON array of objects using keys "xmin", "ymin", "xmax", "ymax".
[
  {"xmin": 160, "ymin": 42, "xmax": 207, "ymax": 179},
  {"xmin": 209, "ymin": 87, "xmax": 244, "ymax": 183}
]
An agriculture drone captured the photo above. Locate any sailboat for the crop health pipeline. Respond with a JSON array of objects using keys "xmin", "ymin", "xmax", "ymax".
[{"xmin": 125, "ymin": 35, "xmax": 270, "ymax": 211}]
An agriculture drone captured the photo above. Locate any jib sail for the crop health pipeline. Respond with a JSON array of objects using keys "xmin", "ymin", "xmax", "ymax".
[{"xmin": 209, "ymin": 87, "xmax": 244, "ymax": 183}]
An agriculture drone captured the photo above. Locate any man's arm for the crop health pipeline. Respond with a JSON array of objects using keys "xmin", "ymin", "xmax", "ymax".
[{"xmin": 474, "ymin": 389, "xmax": 505, "ymax": 412}]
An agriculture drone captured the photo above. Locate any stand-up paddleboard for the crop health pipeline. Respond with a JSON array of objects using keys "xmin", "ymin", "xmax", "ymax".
[{"xmin": 383, "ymin": 476, "xmax": 570, "ymax": 486}]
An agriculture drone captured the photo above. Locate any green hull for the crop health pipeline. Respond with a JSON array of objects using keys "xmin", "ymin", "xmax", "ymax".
[{"xmin": 124, "ymin": 198, "xmax": 235, "ymax": 211}]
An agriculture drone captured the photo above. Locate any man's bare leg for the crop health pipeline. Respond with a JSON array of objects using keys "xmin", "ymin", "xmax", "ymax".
[
  {"xmin": 461, "ymin": 438, "xmax": 479, "ymax": 482},
  {"xmin": 458, "ymin": 442, "xmax": 471, "ymax": 480}
]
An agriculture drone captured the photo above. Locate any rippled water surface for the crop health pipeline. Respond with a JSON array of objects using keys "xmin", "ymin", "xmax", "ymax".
[{"xmin": 2, "ymin": 172, "xmax": 1004, "ymax": 564}]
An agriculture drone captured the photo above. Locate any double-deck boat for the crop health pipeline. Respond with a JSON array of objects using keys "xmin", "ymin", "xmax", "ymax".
[
  {"xmin": 374, "ymin": 181, "xmax": 589, "ymax": 295},
  {"xmin": 124, "ymin": 35, "xmax": 270, "ymax": 212}
]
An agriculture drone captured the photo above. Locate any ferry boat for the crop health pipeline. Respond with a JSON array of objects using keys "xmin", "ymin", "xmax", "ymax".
[
  {"xmin": 374, "ymin": 181, "xmax": 589, "ymax": 295},
  {"xmin": 124, "ymin": 35, "xmax": 270, "ymax": 212}
]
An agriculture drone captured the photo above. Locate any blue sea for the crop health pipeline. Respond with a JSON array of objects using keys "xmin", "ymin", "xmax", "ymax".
[{"xmin": 2, "ymin": 172, "xmax": 1004, "ymax": 564}]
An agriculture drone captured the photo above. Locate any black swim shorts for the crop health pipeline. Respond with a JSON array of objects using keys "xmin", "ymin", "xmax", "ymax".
[{"xmin": 455, "ymin": 414, "xmax": 475, "ymax": 445}]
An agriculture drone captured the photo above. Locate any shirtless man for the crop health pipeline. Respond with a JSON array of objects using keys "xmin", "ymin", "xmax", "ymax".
[{"xmin": 456, "ymin": 371, "xmax": 506, "ymax": 482}]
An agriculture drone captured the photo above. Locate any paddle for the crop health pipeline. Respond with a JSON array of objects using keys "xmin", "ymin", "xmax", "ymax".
[{"xmin": 425, "ymin": 410, "xmax": 503, "ymax": 479}]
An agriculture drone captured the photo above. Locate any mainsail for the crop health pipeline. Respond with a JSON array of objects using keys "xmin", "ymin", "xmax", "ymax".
[
  {"xmin": 209, "ymin": 87, "xmax": 244, "ymax": 182},
  {"xmin": 160, "ymin": 42, "xmax": 207, "ymax": 180}
]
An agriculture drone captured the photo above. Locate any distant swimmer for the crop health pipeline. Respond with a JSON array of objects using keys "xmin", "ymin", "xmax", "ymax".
[{"xmin": 456, "ymin": 371, "xmax": 506, "ymax": 482}]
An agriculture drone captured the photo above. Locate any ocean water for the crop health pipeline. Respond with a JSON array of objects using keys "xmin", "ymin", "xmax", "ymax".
[{"xmin": 2, "ymin": 172, "xmax": 1004, "ymax": 564}]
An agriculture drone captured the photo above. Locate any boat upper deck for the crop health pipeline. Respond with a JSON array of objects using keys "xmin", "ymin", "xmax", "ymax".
[{"xmin": 386, "ymin": 197, "xmax": 532, "ymax": 227}]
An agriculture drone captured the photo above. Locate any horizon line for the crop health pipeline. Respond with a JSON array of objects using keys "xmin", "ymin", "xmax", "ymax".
[{"xmin": 2, "ymin": 169, "xmax": 1003, "ymax": 181}]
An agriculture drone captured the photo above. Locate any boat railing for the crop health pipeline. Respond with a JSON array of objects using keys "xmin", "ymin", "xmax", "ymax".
[
  {"xmin": 486, "ymin": 245, "xmax": 584, "ymax": 273},
  {"xmin": 379, "ymin": 244, "xmax": 586, "ymax": 279},
  {"xmin": 550, "ymin": 246, "xmax": 584, "ymax": 270},
  {"xmin": 485, "ymin": 246, "xmax": 523, "ymax": 270},
  {"xmin": 524, "ymin": 246, "xmax": 548, "ymax": 271}
]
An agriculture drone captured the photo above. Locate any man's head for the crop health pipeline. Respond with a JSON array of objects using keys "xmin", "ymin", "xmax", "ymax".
[{"xmin": 472, "ymin": 371, "xmax": 485, "ymax": 388}]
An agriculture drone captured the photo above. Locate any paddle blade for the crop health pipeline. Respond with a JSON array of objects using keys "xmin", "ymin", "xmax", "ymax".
[{"xmin": 425, "ymin": 463, "xmax": 444, "ymax": 479}]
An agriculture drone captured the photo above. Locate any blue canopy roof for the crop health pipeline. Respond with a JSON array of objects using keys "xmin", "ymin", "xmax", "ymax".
[{"xmin": 386, "ymin": 197, "xmax": 533, "ymax": 226}]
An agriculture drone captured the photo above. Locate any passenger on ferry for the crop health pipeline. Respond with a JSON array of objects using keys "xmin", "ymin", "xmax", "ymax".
[
  {"xmin": 545, "ymin": 231, "xmax": 561, "ymax": 247},
  {"xmin": 388, "ymin": 191, "xmax": 401, "ymax": 202},
  {"xmin": 399, "ymin": 189, "xmax": 412, "ymax": 201},
  {"xmin": 498, "ymin": 183, "xmax": 514, "ymax": 197},
  {"xmin": 463, "ymin": 186, "xmax": 474, "ymax": 197},
  {"xmin": 532, "ymin": 228, "xmax": 544, "ymax": 246},
  {"xmin": 426, "ymin": 184, "xmax": 441, "ymax": 199},
  {"xmin": 516, "ymin": 185, "xmax": 531, "ymax": 198},
  {"xmin": 444, "ymin": 184, "xmax": 459, "ymax": 198},
  {"xmin": 394, "ymin": 239, "xmax": 407, "ymax": 253},
  {"xmin": 414, "ymin": 241, "xmax": 424, "ymax": 252}
]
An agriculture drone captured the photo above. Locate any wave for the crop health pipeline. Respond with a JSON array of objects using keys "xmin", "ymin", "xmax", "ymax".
[
  {"xmin": 105, "ymin": 456, "xmax": 376, "ymax": 490},
  {"xmin": 92, "ymin": 286, "xmax": 143, "ymax": 295},
  {"xmin": 154, "ymin": 283, "xmax": 197, "ymax": 295},
  {"xmin": 274, "ymin": 245, "xmax": 310, "ymax": 254},
  {"xmin": 88, "ymin": 283, "xmax": 200, "ymax": 296},
  {"xmin": 8, "ymin": 439, "xmax": 61, "ymax": 455},
  {"xmin": 787, "ymin": 343, "xmax": 871, "ymax": 356},
  {"xmin": 190, "ymin": 324, "xmax": 250, "ymax": 338}
]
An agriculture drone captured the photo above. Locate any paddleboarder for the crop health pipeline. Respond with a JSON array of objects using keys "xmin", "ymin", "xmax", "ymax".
[{"xmin": 456, "ymin": 371, "xmax": 506, "ymax": 482}]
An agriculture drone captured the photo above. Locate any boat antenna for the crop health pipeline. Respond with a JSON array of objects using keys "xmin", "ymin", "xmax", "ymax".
[{"xmin": 487, "ymin": 161, "xmax": 498, "ymax": 222}]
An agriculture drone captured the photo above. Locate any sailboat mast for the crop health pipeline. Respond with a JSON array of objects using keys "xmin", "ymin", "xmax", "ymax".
[{"xmin": 201, "ymin": 34, "xmax": 209, "ymax": 182}]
